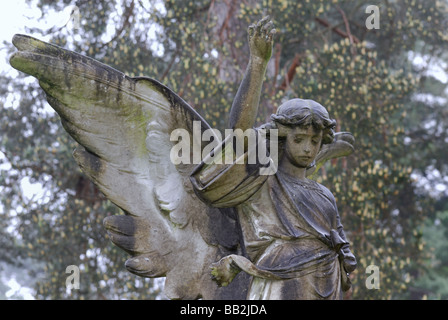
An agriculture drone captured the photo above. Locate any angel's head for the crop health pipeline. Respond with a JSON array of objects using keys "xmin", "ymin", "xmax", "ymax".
[{"xmin": 266, "ymin": 98, "xmax": 336, "ymax": 169}]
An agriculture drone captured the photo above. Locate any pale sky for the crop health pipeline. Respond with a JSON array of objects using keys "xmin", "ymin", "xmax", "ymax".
[
  {"xmin": 0, "ymin": 0, "xmax": 164, "ymax": 76},
  {"xmin": 0, "ymin": 1, "xmax": 76, "ymax": 74}
]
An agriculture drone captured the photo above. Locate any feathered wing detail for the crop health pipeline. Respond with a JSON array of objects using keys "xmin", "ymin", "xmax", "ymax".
[
  {"xmin": 10, "ymin": 34, "xmax": 236, "ymax": 299},
  {"xmin": 307, "ymin": 132, "xmax": 355, "ymax": 179},
  {"xmin": 10, "ymin": 34, "xmax": 355, "ymax": 300}
]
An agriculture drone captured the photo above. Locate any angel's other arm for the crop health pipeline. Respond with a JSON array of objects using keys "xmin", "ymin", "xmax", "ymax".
[{"xmin": 228, "ymin": 16, "xmax": 275, "ymax": 133}]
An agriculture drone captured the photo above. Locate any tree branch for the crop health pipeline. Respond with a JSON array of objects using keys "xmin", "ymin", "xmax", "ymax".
[
  {"xmin": 314, "ymin": 16, "xmax": 360, "ymax": 44},
  {"xmin": 97, "ymin": 0, "xmax": 135, "ymax": 51},
  {"xmin": 336, "ymin": 6, "xmax": 357, "ymax": 55},
  {"xmin": 278, "ymin": 53, "xmax": 301, "ymax": 91},
  {"xmin": 218, "ymin": 0, "xmax": 237, "ymax": 45}
]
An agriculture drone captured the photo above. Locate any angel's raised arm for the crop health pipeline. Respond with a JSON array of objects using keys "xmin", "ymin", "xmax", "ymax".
[{"xmin": 228, "ymin": 16, "xmax": 275, "ymax": 132}]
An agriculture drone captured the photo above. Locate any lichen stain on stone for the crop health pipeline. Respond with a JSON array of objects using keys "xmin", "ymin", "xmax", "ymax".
[
  {"xmin": 73, "ymin": 146, "xmax": 104, "ymax": 176},
  {"xmin": 62, "ymin": 57, "xmax": 72, "ymax": 90}
]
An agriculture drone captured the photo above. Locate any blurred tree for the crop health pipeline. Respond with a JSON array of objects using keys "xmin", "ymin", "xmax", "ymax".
[
  {"xmin": 0, "ymin": 0, "xmax": 165, "ymax": 300},
  {"xmin": 411, "ymin": 207, "xmax": 448, "ymax": 299},
  {"xmin": 1, "ymin": 0, "xmax": 447, "ymax": 299}
]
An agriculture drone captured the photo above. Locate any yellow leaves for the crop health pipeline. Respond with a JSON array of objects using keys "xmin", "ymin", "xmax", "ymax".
[
  {"xmin": 203, "ymin": 63, "xmax": 209, "ymax": 73},
  {"xmin": 331, "ymin": 42, "xmax": 339, "ymax": 52},
  {"xmin": 352, "ymin": 181, "xmax": 359, "ymax": 193},
  {"xmin": 279, "ymin": 0, "xmax": 288, "ymax": 11},
  {"xmin": 360, "ymin": 47, "xmax": 366, "ymax": 56},
  {"xmin": 315, "ymin": 4, "xmax": 325, "ymax": 15},
  {"xmin": 295, "ymin": 66, "xmax": 305, "ymax": 75},
  {"xmin": 349, "ymin": 60, "xmax": 355, "ymax": 71}
]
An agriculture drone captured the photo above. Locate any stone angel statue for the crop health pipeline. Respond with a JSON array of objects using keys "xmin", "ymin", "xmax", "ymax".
[{"xmin": 10, "ymin": 16, "xmax": 356, "ymax": 300}]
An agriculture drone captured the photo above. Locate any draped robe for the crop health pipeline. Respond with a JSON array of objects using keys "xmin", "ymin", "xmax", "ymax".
[{"xmin": 190, "ymin": 132, "xmax": 352, "ymax": 299}]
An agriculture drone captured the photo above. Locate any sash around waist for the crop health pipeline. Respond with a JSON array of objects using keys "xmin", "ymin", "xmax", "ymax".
[{"xmin": 253, "ymin": 234, "xmax": 341, "ymax": 279}]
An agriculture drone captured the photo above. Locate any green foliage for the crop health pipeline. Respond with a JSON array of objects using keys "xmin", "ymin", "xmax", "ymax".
[
  {"xmin": 411, "ymin": 210, "xmax": 448, "ymax": 299},
  {"xmin": 1, "ymin": 0, "xmax": 447, "ymax": 299}
]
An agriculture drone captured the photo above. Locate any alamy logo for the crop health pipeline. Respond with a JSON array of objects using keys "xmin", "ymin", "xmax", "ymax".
[
  {"xmin": 67, "ymin": 5, "xmax": 80, "ymax": 31},
  {"xmin": 170, "ymin": 121, "xmax": 278, "ymax": 176},
  {"xmin": 365, "ymin": 264, "xmax": 380, "ymax": 289},
  {"xmin": 66, "ymin": 265, "xmax": 80, "ymax": 290},
  {"xmin": 365, "ymin": 5, "xmax": 380, "ymax": 30}
]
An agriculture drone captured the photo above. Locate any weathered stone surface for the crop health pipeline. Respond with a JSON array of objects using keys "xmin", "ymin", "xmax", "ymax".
[{"xmin": 10, "ymin": 17, "xmax": 356, "ymax": 300}]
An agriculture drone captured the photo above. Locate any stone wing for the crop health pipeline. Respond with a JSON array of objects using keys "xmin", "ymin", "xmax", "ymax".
[
  {"xmin": 10, "ymin": 34, "xmax": 243, "ymax": 299},
  {"xmin": 307, "ymin": 132, "xmax": 355, "ymax": 179}
]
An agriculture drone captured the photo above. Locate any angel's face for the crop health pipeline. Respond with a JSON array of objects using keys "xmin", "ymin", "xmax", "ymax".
[{"xmin": 283, "ymin": 125, "xmax": 322, "ymax": 168}]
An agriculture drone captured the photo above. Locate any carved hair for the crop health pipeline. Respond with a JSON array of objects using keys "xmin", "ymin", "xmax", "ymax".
[{"xmin": 265, "ymin": 98, "xmax": 336, "ymax": 145}]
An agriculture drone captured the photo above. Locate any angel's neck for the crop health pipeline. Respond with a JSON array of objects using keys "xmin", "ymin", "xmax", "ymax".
[{"xmin": 278, "ymin": 156, "xmax": 307, "ymax": 180}]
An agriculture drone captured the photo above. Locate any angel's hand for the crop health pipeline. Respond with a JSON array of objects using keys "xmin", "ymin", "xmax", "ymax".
[
  {"xmin": 210, "ymin": 255, "xmax": 241, "ymax": 287},
  {"xmin": 320, "ymin": 132, "xmax": 354, "ymax": 159},
  {"xmin": 340, "ymin": 247, "xmax": 357, "ymax": 274},
  {"xmin": 248, "ymin": 16, "xmax": 276, "ymax": 62}
]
